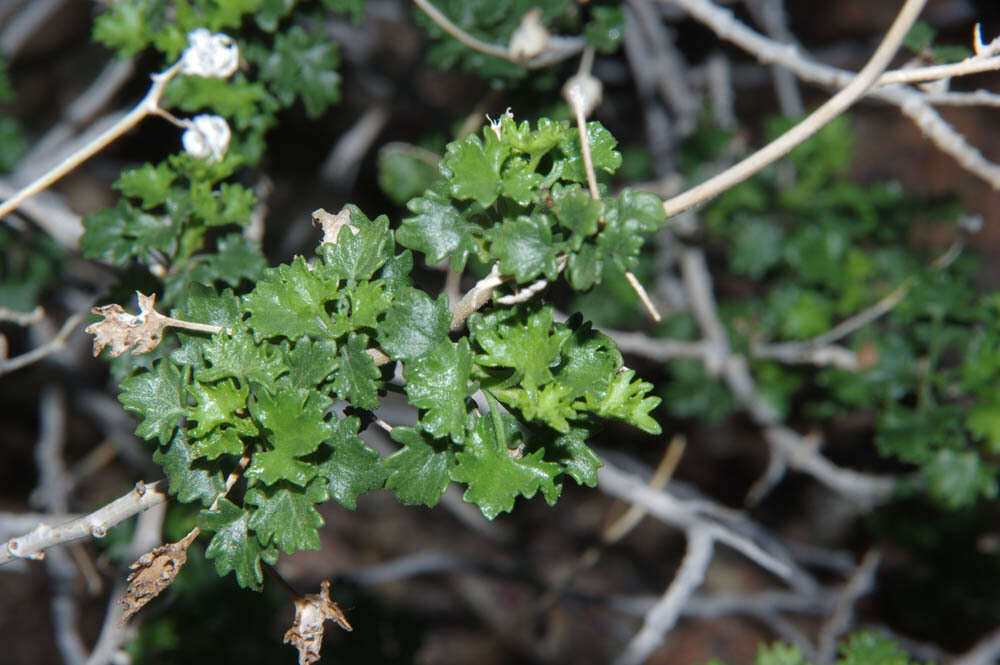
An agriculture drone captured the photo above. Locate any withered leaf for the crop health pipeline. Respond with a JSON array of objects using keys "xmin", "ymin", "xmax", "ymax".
[
  {"xmin": 87, "ymin": 292, "xmax": 170, "ymax": 358},
  {"xmin": 283, "ymin": 579, "xmax": 353, "ymax": 665},
  {"xmin": 119, "ymin": 530, "xmax": 197, "ymax": 624}
]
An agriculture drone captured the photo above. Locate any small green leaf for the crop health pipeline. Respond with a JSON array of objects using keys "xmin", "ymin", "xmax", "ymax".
[
  {"xmin": 924, "ymin": 449, "xmax": 997, "ymax": 509},
  {"xmin": 114, "ymin": 162, "xmax": 176, "ymax": 208},
  {"xmin": 172, "ymin": 284, "xmax": 242, "ymax": 331},
  {"xmin": 318, "ymin": 209, "xmax": 392, "ymax": 285},
  {"xmin": 377, "ymin": 143, "xmax": 439, "ymax": 205},
  {"xmin": 192, "ymin": 427, "xmax": 245, "ymax": 460},
  {"xmin": 246, "ymin": 26, "xmax": 341, "ymax": 117},
  {"xmin": 440, "ymin": 131, "xmax": 507, "ymax": 207},
  {"xmin": 247, "ymin": 387, "xmax": 331, "ymax": 486},
  {"xmin": 199, "ymin": 498, "xmax": 268, "ymax": 590},
  {"xmin": 559, "ymin": 121, "xmax": 622, "ymax": 182},
  {"xmin": 451, "ymin": 406, "xmax": 562, "ymax": 520},
  {"xmin": 286, "ymin": 337, "xmax": 339, "ymax": 389},
  {"xmin": 246, "ymin": 479, "xmax": 328, "ymax": 554},
  {"xmin": 154, "ymin": 431, "xmax": 226, "ymax": 506},
  {"xmin": 585, "ymin": 369, "xmax": 661, "ymax": 434},
  {"xmin": 753, "ymin": 642, "xmax": 809, "ymax": 665},
  {"xmin": 384, "ymin": 426, "xmax": 453, "ymax": 507},
  {"xmin": 197, "ymin": 326, "xmax": 287, "ymax": 392},
  {"xmin": 552, "ymin": 184, "xmax": 601, "ymax": 246},
  {"xmin": 491, "ymin": 214, "xmax": 559, "ymax": 282},
  {"xmin": 397, "ymin": 190, "xmax": 481, "ymax": 271},
  {"xmin": 332, "ymin": 333, "xmax": 381, "ymax": 410},
  {"xmin": 93, "ymin": 1, "xmax": 153, "ymax": 56},
  {"xmin": 188, "ymin": 233, "xmax": 268, "ymax": 288},
  {"xmin": 187, "ymin": 379, "xmax": 250, "ymax": 438},
  {"xmin": 553, "ymin": 315, "xmax": 621, "ymax": 400},
  {"xmin": 405, "ymin": 339, "xmax": 475, "ymax": 443},
  {"xmin": 545, "ymin": 426, "xmax": 602, "ymax": 487},
  {"xmin": 119, "ymin": 360, "xmax": 186, "ymax": 446},
  {"xmin": 242, "ymin": 256, "xmax": 340, "ymax": 340},
  {"xmin": 377, "ymin": 288, "xmax": 451, "ymax": 360},
  {"xmin": 315, "ymin": 416, "xmax": 387, "ymax": 509},
  {"xmin": 836, "ymin": 632, "xmax": 924, "ymax": 665},
  {"xmin": 470, "ymin": 304, "xmax": 570, "ymax": 391}
]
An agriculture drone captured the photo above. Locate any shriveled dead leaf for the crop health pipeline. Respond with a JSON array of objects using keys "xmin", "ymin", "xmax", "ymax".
[
  {"xmin": 119, "ymin": 529, "xmax": 198, "ymax": 624},
  {"xmin": 86, "ymin": 291, "xmax": 170, "ymax": 357},
  {"xmin": 313, "ymin": 207, "xmax": 358, "ymax": 245},
  {"xmin": 283, "ymin": 579, "xmax": 353, "ymax": 665}
]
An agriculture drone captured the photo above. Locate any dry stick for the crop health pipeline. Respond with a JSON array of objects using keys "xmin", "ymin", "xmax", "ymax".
[
  {"xmin": 0, "ymin": 61, "xmax": 182, "ymax": 220},
  {"xmin": 613, "ymin": 527, "xmax": 714, "ymax": 665},
  {"xmin": 566, "ymin": 48, "xmax": 663, "ymax": 322},
  {"xmin": 0, "ymin": 311, "xmax": 86, "ymax": 377},
  {"xmin": 817, "ymin": 550, "xmax": 882, "ymax": 664},
  {"xmin": 0, "ymin": 481, "xmax": 169, "ymax": 565},
  {"xmin": 533, "ymin": 437, "xmax": 687, "ymax": 616},
  {"xmin": 410, "ymin": 0, "xmax": 584, "ymax": 69},
  {"xmin": 953, "ymin": 626, "xmax": 1000, "ymax": 665},
  {"xmin": 664, "ymin": 0, "xmax": 1000, "ymax": 189},
  {"xmin": 661, "ymin": 0, "xmax": 927, "ymax": 217}
]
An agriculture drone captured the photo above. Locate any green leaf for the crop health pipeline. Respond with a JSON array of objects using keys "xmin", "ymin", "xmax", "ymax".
[
  {"xmin": 551, "ymin": 184, "xmax": 601, "ymax": 247},
  {"xmin": 440, "ymin": 130, "xmax": 507, "ymax": 207},
  {"xmin": 405, "ymin": 339, "xmax": 475, "ymax": 443},
  {"xmin": 119, "ymin": 360, "xmax": 186, "ymax": 446},
  {"xmin": 81, "ymin": 200, "xmax": 179, "ymax": 265},
  {"xmin": 332, "ymin": 333, "xmax": 381, "ymax": 410},
  {"xmin": 377, "ymin": 143, "xmax": 440, "ymax": 205},
  {"xmin": 924, "ymin": 449, "xmax": 997, "ymax": 509},
  {"xmin": 553, "ymin": 315, "xmax": 621, "ymax": 400},
  {"xmin": 377, "ymin": 288, "xmax": 451, "ymax": 360},
  {"xmin": 187, "ymin": 379, "xmax": 251, "ymax": 438},
  {"xmin": 451, "ymin": 406, "xmax": 562, "ymax": 520},
  {"xmin": 247, "ymin": 387, "xmax": 331, "ymax": 486},
  {"xmin": 286, "ymin": 337, "xmax": 339, "ymax": 389},
  {"xmin": 595, "ymin": 190, "xmax": 663, "ymax": 272},
  {"xmin": 585, "ymin": 369, "xmax": 661, "ymax": 434},
  {"xmin": 114, "ymin": 162, "xmax": 176, "ymax": 209},
  {"xmin": 566, "ymin": 243, "xmax": 603, "ymax": 291},
  {"xmin": 318, "ymin": 208, "xmax": 392, "ymax": 285},
  {"xmin": 172, "ymin": 284, "xmax": 242, "ymax": 330},
  {"xmin": 199, "ymin": 498, "xmax": 269, "ymax": 590},
  {"xmin": 558, "ymin": 121, "xmax": 622, "ymax": 182},
  {"xmin": 753, "ymin": 642, "xmax": 809, "ymax": 665},
  {"xmin": 246, "ymin": 26, "xmax": 340, "ymax": 117},
  {"xmin": 967, "ymin": 395, "xmax": 1000, "ymax": 454},
  {"xmin": 836, "ymin": 632, "xmax": 924, "ymax": 665},
  {"xmin": 315, "ymin": 416, "xmax": 387, "ymax": 509},
  {"xmin": 93, "ymin": 0, "xmax": 154, "ymax": 56},
  {"xmin": 192, "ymin": 427, "xmax": 245, "ymax": 460},
  {"xmin": 384, "ymin": 426, "xmax": 453, "ymax": 507},
  {"xmin": 197, "ymin": 326, "xmax": 287, "ymax": 392},
  {"xmin": 730, "ymin": 217, "xmax": 784, "ymax": 278},
  {"xmin": 334, "ymin": 279, "xmax": 391, "ymax": 334},
  {"xmin": 242, "ymin": 256, "xmax": 340, "ymax": 340},
  {"xmin": 545, "ymin": 426, "xmax": 601, "ymax": 487},
  {"xmin": 491, "ymin": 214, "xmax": 559, "ymax": 282},
  {"xmin": 470, "ymin": 304, "xmax": 570, "ymax": 391},
  {"xmin": 499, "ymin": 157, "xmax": 543, "ymax": 206},
  {"xmin": 397, "ymin": 193, "xmax": 480, "ymax": 270},
  {"xmin": 584, "ymin": 6, "xmax": 624, "ymax": 53},
  {"xmin": 188, "ymin": 234, "xmax": 268, "ymax": 289},
  {"xmin": 154, "ymin": 431, "xmax": 226, "ymax": 506},
  {"xmin": 246, "ymin": 479, "xmax": 328, "ymax": 554}
]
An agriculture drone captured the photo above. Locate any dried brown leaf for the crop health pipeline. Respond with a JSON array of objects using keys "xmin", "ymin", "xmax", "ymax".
[
  {"xmin": 283, "ymin": 580, "xmax": 353, "ymax": 665},
  {"xmin": 86, "ymin": 292, "xmax": 170, "ymax": 357},
  {"xmin": 119, "ymin": 530, "xmax": 197, "ymax": 625},
  {"xmin": 312, "ymin": 207, "xmax": 358, "ymax": 245}
]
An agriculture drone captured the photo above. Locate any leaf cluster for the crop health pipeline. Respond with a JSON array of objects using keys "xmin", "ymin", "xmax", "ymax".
[
  {"xmin": 117, "ymin": 186, "xmax": 661, "ymax": 586},
  {"xmin": 706, "ymin": 632, "xmax": 929, "ymax": 665},
  {"xmin": 396, "ymin": 113, "xmax": 665, "ymax": 291}
]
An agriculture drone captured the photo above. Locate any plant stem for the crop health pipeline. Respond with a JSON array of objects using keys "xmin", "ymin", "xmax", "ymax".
[{"xmin": 0, "ymin": 62, "xmax": 181, "ymax": 220}]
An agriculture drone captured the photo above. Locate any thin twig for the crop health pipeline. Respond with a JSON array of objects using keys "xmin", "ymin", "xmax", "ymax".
[
  {"xmin": 0, "ymin": 311, "xmax": 86, "ymax": 377},
  {"xmin": 817, "ymin": 549, "xmax": 882, "ymax": 664},
  {"xmin": 0, "ymin": 481, "xmax": 169, "ymax": 565},
  {"xmin": 0, "ymin": 61, "xmax": 182, "ymax": 220},
  {"xmin": 613, "ymin": 527, "xmax": 714, "ymax": 665},
  {"xmin": 661, "ymin": 0, "xmax": 927, "ymax": 217}
]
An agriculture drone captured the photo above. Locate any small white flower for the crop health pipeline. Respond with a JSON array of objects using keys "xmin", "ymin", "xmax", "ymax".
[
  {"xmin": 180, "ymin": 28, "xmax": 239, "ymax": 78},
  {"xmin": 181, "ymin": 114, "xmax": 231, "ymax": 162}
]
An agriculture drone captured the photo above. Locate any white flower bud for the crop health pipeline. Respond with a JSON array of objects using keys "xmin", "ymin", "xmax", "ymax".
[
  {"xmin": 180, "ymin": 28, "xmax": 239, "ymax": 78},
  {"xmin": 182, "ymin": 114, "xmax": 231, "ymax": 162}
]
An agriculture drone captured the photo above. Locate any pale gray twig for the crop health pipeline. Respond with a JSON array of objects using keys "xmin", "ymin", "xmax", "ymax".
[
  {"xmin": 661, "ymin": 0, "xmax": 928, "ymax": 217},
  {"xmin": 1, "ymin": 480, "xmax": 169, "ymax": 565},
  {"xmin": 613, "ymin": 527, "xmax": 714, "ymax": 665},
  {"xmin": 817, "ymin": 549, "xmax": 882, "ymax": 663},
  {"xmin": 952, "ymin": 626, "xmax": 1000, "ymax": 665}
]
